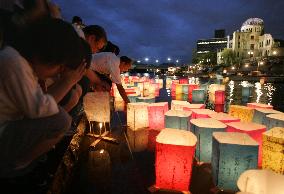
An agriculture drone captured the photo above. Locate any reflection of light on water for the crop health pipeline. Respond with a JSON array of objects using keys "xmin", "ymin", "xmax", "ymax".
[
  {"xmin": 264, "ymin": 83, "xmax": 276, "ymax": 105},
  {"xmin": 228, "ymin": 80, "xmax": 234, "ymax": 104},
  {"xmin": 255, "ymin": 82, "xmax": 263, "ymax": 103}
]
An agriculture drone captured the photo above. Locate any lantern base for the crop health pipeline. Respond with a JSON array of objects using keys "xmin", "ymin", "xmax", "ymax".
[
  {"xmin": 87, "ymin": 131, "xmax": 119, "ymax": 148},
  {"xmin": 148, "ymin": 185, "xmax": 191, "ymax": 194}
]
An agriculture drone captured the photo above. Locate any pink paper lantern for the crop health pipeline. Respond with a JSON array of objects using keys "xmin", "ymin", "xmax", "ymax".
[
  {"xmin": 247, "ymin": 103, "xmax": 273, "ymax": 109},
  {"xmin": 179, "ymin": 78, "xmax": 189, "ymax": 84},
  {"xmin": 171, "ymin": 80, "xmax": 179, "ymax": 97},
  {"xmin": 209, "ymin": 112, "xmax": 241, "ymax": 124},
  {"xmin": 191, "ymin": 109, "xmax": 215, "ymax": 119},
  {"xmin": 226, "ymin": 122, "xmax": 266, "ymax": 167},
  {"xmin": 188, "ymin": 84, "xmax": 199, "ymax": 102},
  {"xmin": 215, "ymin": 90, "xmax": 225, "ymax": 105},
  {"xmin": 183, "ymin": 104, "xmax": 205, "ymax": 112},
  {"xmin": 147, "ymin": 102, "xmax": 169, "ymax": 130},
  {"xmin": 155, "ymin": 128, "xmax": 197, "ymax": 192}
]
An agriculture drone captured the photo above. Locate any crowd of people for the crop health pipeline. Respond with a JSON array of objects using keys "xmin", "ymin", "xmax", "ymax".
[{"xmin": 0, "ymin": 0, "xmax": 132, "ymax": 182}]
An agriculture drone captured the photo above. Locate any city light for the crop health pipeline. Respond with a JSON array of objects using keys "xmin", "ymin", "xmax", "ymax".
[
  {"xmin": 176, "ymin": 60, "xmax": 179, "ymax": 63},
  {"xmin": 167, "ymin": 57, "xmax": 171, "ymax": 61},
  {"xmin": 231, "ymin": 66, "xmax": 235, "ymax": 70},
  {"xmin": 273, "ymin": 51, "xmax": 277, "ymax": 55},
  {"xmin": 259, "ymin": 61, "xmax": 264, "ymax": 65},
  {"xmin": 245, "ymin": 64, "xmax": 249, "ymax": 68},
  {"xmin": 156, "ymin": 59, "xmax": 159, "ymax": 63},
  {"xmin": 145, "ymin": 57, "xmax": 149, "ymax": 62},
  {"xmin": 137, "ymin": 60, "xmax": 141, "ymax": 63}
]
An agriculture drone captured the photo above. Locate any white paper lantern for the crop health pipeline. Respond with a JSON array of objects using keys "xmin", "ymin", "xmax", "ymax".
[
  {"xmin": 127, "ymin": 103, "xmax": 149, "ymax": 130},
  {"xmin": 127, "ymin": 127, "xmax": 149, "ymax": 152},
  {"xmin": 171, "ymin": 100, "xmax": 190, "ymax": 111},
  {"xmin": 208, "ymin": 84, "xmax": 225, "ymax": 103},
  {"xmin": 83, "ymin": 92, "xmax": 110, "ymax": 122}
]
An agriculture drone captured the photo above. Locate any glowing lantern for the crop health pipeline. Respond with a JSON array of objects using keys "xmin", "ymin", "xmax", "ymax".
[
  {"xmin": 188, "ymin": 84, "xmax": 199, "ymax": 102},
  {"xmin": 171, "ymin": 80, "xmax": 179, "ymax": 97},
  {"xmin": 191, "ymin": 109, "xmax": 215, "ymax": 119},
  {"xmin": 83, "ymin": 92, "xmax": 110, "ymax": 123},
  {"xmin": 215, "ymin": 90, "xmax": 225, "ymax": 105},
  {"xmin": 166, "ymin": 78, "xmax": 172, "ymax": 89},
  {"xmin": 128, "ymin": 94, "xmax": 140, "ymax": 103},
  {"xmin": 192, "ymin": 89, "xmax": 205, "ymax": 104},
  {"xmin": 147, "ymin": 102, "xmax": 168, "ymax": 130},
  {"xmin": 229, "ymin": 105, "xmax": 254, "ymax": 122},
  {"xmin": 242, "ymin": 87, "xmax": 251, "ymax": 98},
  {"xmin": 136, "ymin": 96, "xmax": 155, "ymax": 103},
  {"xmin": 262, "ymin": 127, "xmax": 284, "ymax": 174},
  {"xmin": 175, "ymin": 93, "xmax": 188, "ymax": 101},
  {"xmin": 179, "ymin": 78, "xmax": 189, "ymax": 84},
  {"xmin": 247, "ymin": 103, "xmax": 273, "ymax": 109},
  {"xmin": 165, "ymin": 110, "xmax": 192, "ymax": 130},
  {"xmin": 209, "ymin": 84, "xmax": 225, "ymax": 103},
  {"xmin": 226, "ymin": 122, "xmax": 266, "ymax": 166},
  {"xmin": 183, "ymin": 104, "xmax": 205, "ymax": 112},
  {"xmin": 190, "ymin": 118, "xmax": 227, "ymax": 162},
  {"xmin": 265, "ymin": 114, "xmax": 284, "ymax": 131},
  {"xmin": 127, "ymin": 127, "xmax": 149, "ymax": 152},
  {"xmin": 155, "ymin": 79, "xmax": 163, "ymax": 89},
  {"xmin": 237, "ymin": 169, "xmax": 284, "ymax": 194},
  {"xmin": 209, "ymin": 112, "xmax": 241, "ymax": 124},
  {"xmin": 114, "ymin": 99, "xmax": 125, "ymax": 111},
  {"xmin": 252, "ymin": 108, "xmax": 282, "ymax": 125},
  {"xmin": 214, "ymin": 104, "xmax": 224, "ymax": 113},
  {"xmin": 212, "ymin": 132, "xmax": 258, "ymax": 191},
  {"xmin": 155, "ymin": 128, "xmax": 197, "ymax": 192},
  {"xmin": 171, "ymin": 100, "xmax": 190, "ymax": 111},
  {"xmin": 149, "ymin": 83, "xmax": 159, "ymax": 97}
]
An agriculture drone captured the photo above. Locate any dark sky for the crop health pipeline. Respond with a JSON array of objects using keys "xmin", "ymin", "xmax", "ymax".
[{"xmin": 55, "ymin": 0, "xmax": 284, "ymax": 64}]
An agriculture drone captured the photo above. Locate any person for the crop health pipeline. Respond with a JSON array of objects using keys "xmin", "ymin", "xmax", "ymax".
[
  {"xmin": 100, "ymin": 41, "xmax": 120, "ymax": 56},
  {"xmin": 0, "ymin": 18, "xmax": 86, "ymax": 177},
  {"xmin": 90, "ymin": 52, "xmax": 133, "ymax": 103},
  {"xmin": 72, "ymin": 15, "xmax": 85, "ymax": 39}
]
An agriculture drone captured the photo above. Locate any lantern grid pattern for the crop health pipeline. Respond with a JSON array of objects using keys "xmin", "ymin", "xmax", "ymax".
[{"xmin": 165, "ymin": 110, "xmax": 192, "ymax": 131}]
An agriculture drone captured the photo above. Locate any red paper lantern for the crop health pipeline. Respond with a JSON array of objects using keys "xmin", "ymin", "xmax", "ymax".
[
  {"xmin": 179, "ymin": 78, "xmax": 189, "ymax": 84},
  {"xmin": 147, "ymin": 102, "xmax": 168, "ymax": 130},
  {"xmin": 183, "ymin": 104, "xmax": 205, "ymax": 111},
  {"xmin": 215, "ymin": 104, "xmax": 224, "ymax": 113},
  {"xmin": 226, "ymin": 122, "xmax": 266, "ymax": 167},
  {"xmin": 155, "ymin": 128, "xmax": 197, "ymax": 192},
  {"xmin": 148, "ymin": 129, "xmax": 161, "ymax": 151},
  {"xmin": 247, "ymin": 103, "xmax": 273, "ymax": 109},
  {"xmin": 188, "ymin": 84, "xmax": 199, "ymax": 102},
  {"xmin": 209, "ymin": 112, "xmax": 241, "ymax": 123},
  {"xmin": 191, "ymin": 109, "xmax": 215, "ymax": 119},
  {"xmin": 215, "ymin": 90, "xmax": 225, "ymax": 105}
]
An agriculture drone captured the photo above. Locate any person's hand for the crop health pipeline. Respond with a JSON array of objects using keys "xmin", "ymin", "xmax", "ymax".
[{"xmin": 61, "ymin": 62, "xmax": 86, "ymax": 86}]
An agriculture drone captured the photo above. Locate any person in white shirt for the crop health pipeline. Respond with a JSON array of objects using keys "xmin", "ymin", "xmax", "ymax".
[
  {"xmin": 90, "ymin": 52, "xmax": 132, "ymax": 103},
  {"xmin": 0, "ymin": 18, "xmax": 87, "ymax": 177}
]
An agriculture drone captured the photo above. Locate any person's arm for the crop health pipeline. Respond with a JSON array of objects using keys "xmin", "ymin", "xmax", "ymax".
[
  {"xmin": 62, "ymin": 84, "xmax": 82, "ymax": 112},
  {"xmin": 85, "ymin": 69, "xmax": 111, "ymax": 91},
  {"xmin": 116, "ymin": 84, "xmax": 130, "ymax": 103},
  {"xmin": 47, "ymin": 63, "xmax": 86, "ymax": 103}
]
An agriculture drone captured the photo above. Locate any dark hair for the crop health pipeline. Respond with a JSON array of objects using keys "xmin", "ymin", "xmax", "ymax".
[
  {"xmin": 100, "ymin": 41, "xmax": 120, "ymax": 55},
  {"xmin": 82, "ymin": 25, "xmax": 107, "ymax": 41},
  {"xmin": 14, "ymin": 18, "xmax": 85, "ymax": 69},
  {"xmin": 80, "ymin": 38, "xmax": 92, "ymax": 69},
  {"xmin": 120, "ymin": 56, "xmax": 132, "ymax": 64},
  {"xmin": 72, "ymin": 16, "xmax": 82, "ymax": 24}
]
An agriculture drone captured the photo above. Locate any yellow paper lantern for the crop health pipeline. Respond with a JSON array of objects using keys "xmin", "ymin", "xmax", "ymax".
[
  {"xmin": 262, "ymin": 127, "xmax": 284, "ymax": 174},
  {"xmin": 127, "ymin": 102, "xmax": 149, "ymax": 130},
  {"xmin": 208, "ymin": 84, "xmax": 225, "ymax": 103},
  {"xmin": 229, "ymin": 105, "xmax": 254, "ymax": 122}
]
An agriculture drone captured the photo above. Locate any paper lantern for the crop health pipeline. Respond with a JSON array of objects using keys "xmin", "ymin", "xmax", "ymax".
[
  {"xmin": 188, "ymin": 84, "xmax": 199, "ymax": 102},
  {"xmin": 252, "ymin": 108, "xmax": 282, "ymax": 125},
  {"xmin": 155, "ymin": 78, "xmax": 163, "ymax": 89},
  {"xmin": 215, "ymin": 90, "xmax": 225, "ymax": 105},
  {"xmin": 147, "ymin": 102, "xmax": 168, "ymax": 130},
  {"xmin": 128, "ymin": 94, "xmax": 140, "ymax": 103},
  {"xmin": 265, "ymin": 114, "xmax": 284, "ymax": 131},
  {"xmin": 166, "ymin": 78, "xmax": 172, "ymax": 89},
  {"xmin": 212, "ymin": 132, "xmax": 258, "ymax": 191},
  {"xmin": 83, "ymin": 92, "xmax": 110, "ymax": 122},
  {"xmin": 183, "ymin": 104, "xmax": 205, "ymax": 112},
  {"xmin": 191, "ymin": 109, "xmax": 215, "ymax": 119},
  {"xmin": 190, "ymin": 118, "xmax": 227, "ymax": 162},
  {"xmin": 114, "ymin": 99, "xmax": 125, "ymax": 111},
  {"xmin": 149, "ymin": 83, "xmax": 159, "ymax": 97},
  {"xmin": 209, "ymin": 84, "xmax": 225, "ymax": 103},
  {"xmin": 175, "ymin": 93, "xmax": 188, "ymax": 101},
  {"xmin": 226, "ymin": 122, "xmax": 266, "ymax": 166},
  {"xmin": 155, "ymin": 128, "xmax": 197, "ymax": 192},
  {"xmin": 209, "ymin": 112, "xmax": 241, "ymax": 124},
  {"xmin": 242, "ymin": 87, "xmax": 251, "ymax": 98},
  {"xmin": 247, "ymin": 103, "xmax": 273, "ymax": 109},
  {"xmin": 237, "ymin": 169, "xmax": 284, "ymax": 194},
  {"xmin": 127, "ymin": 102, "xmax": 149, "ymax": 130},
  {"xmin": 127, "ymin": 127, "xmax": 149, "ymax": 152},
  {"xmin": 165, "ymin": 110, "xmax": 192, "ymax": 130},
  {"xmin": 229, "ymin": 105, "xmax": 254, "ymax": 122},
  {"xmin": 262, "ymin": 127, "xmax": 284, "ymax": 174},
  {"xmin": 214, "ymin": 104, "xmax": 224, "ymax": 113},
  {"xmin": 179, "ymin": 78, "xmax": 189, "ymax": 84},
  {"xmin": 192, "ymin": 89, "xmax": 205, "ymax": 104},
  {"xmin": 171, "ymin": 100, "xmax": 190, "ymax": 111},
  {"xmin": 136, "ymin": 96, "xmax": 155, "ymax": 103}
]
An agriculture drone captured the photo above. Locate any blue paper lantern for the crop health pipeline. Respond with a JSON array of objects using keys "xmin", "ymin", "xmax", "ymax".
[
  {"xmin": 252, "ymin": 108, "xmax": 282, "ymax": 125},
  {"xmin": 264, "ymin": 114, "xmax": 284, "ymax": 131},
  {"xmin": 165, "ymin": 110, "xmax": 192, "ymax": 130},
  {"xmin": 242, "ymin": 87, "xmax": 251, "ymax": 98},
  {"xmin": 212, "ymin": 132, "xmax": 259, "ymax": 191},
  {"xmin": 128, "ymin": 94, "xmax": 141, "ymax": 103},
  {"xmin": 192, "ymin": 89, "xmax": 205, "ymax": 104},
  {"xmin": 190, "ymin": 118, "xmax": 227, "ymax": 162}
]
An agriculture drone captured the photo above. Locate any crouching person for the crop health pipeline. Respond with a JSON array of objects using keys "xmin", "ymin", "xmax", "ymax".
[{"xmin": 0, "ymin": 18, "xmax": 86, "ymax": 177}]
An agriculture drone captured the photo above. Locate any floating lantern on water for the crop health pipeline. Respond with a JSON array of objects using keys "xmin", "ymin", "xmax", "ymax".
[
  {"xmin": 175, "ymin": 84, "xmax": 189, "ymax": 95},
  {"xmin": 226, "ymin": 121, "xmax": 266, "ymax": 166},
  {"xmin": 149, "ymin": 83, "xmax": 159, "ymax": 97},
  {"xmin": 155, "ymin": 128, "xmax": 197, "ymax": 192},
  {"xmin": 136, "ymin": 96, "xmax": 155, "ymax": 103},
  {"xmin": 229, "ymin": 105, "xmax": 254, "ymax": 122},
  {"xmin": 183, "ymin": 104, "xmax": 205, "ymax": 112},
  {"xmin": 214, "ymin": 90, "xmax": 225, "ymax": 113},
  {"xmin": 171, "ymin": 100, "xmax": 190, "ymax": 111},
  {"xmin": 188, "ymin": 84, "xmax": 199, "ymax": 102},
  {"xmin": 191, "ymin": 109, "xmax": 215, "ymax": 119},
  {"xmin": 148, "ymin": 102, "xmax": 168, "ymax": 130},
  {"xmin": 190, "ymin": 118, "xmax": 227, "ymax": 162},
  {"xmin": 179, "ymin": 78, "xmax": 189, "ymax": 84},
  {"xmin": 209, "ymin": 84, "xmax": 225, "ymax": 103},
  {"xmin": 171, "ymin": 80, "xmax": 179, "ymax": 97},
  {"xmin": 209, "ymin": 112, "xmax": 241, "ymax": 124},
  {"xmin": 262, "ymin": 127, "xmax": 284, "ymax": 174},
  {"xmin": 247, "ymin": 103, "xmax": 273, "ymax": 109},
  {"xmin": 212, "ymin": 132, "xmax": 258, "ymax": 191},
  {"xmin": 175, "ymin": 93, "xmax": 188, "ymax": 101},
  {"xmin": 252, "ymin": 108, "xmax": 282, "ymax": 125},
  {"xmin": 192, "ymin": 89, "xmax": 205, "ymax": 104},
  {"xmin": 242, "ymin": 87, "xmax": 251, "ymax": 99},
  {"xmin": 127, "ymin": 102, "xmax": 149, "ymax": 152},
  {"xmin": 265, "ymin": 114, "xmax": 284, "ymax": 131},
  {"xmin": 237, "ymin": 169, "xmax": 284, "ymax": 194},
  {"xmin": 165, "ymin": 110, "xmax": 192, "ymax": 130},
  {"xmin": 128, "ymin": 93, "xmax": 140, "ymax": 103}
]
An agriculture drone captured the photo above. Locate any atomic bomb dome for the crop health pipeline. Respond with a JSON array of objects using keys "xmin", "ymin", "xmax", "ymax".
[{"xmin": 241, "ymin": 18, "xmax": 264, "ymax": 32}]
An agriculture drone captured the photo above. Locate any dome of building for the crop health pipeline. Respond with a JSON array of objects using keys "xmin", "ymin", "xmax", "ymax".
[{"xmin": 241, "ymin": 18, "xmax": 264, "ymax": 32}]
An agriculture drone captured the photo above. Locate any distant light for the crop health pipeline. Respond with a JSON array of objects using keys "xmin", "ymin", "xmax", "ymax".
[
  {"xmin": 245, "ymin": 64, "xmax": 249, "ymax": 68},
  {"xmin": 231, "ymin": 66, "xmax": 235, "ymax": 70},
  {"xmin": 167, "ymin": 57, "xmax": 171, "ymax": 61},
  {"xmin": 100, "ymin": 149, "xmax": 104, "ymax": 154},
  {"xmin": 137, "ymin": 60, "xmax": 141, "ymax": 63},
  {"xmin": 223, "ymin": 69, "xmax": 227, "ymax": 74},
  {"xmin": 145, "ymin": 57, "xmax": 149, "ymax": 62},
  {"xmin": 259, "ymin": 61, "xmax": 264, "ymax": 65},
  {"xmin": 176, "ymin": 60, "xmax": 179, "ymax": 63},
  {"xmin": 156, "ymin": 60, "xmax": 159, "ymax": 63},
  {"xmin": 273, "ymin": 51, "xmax": 277, "ymax": 55}
]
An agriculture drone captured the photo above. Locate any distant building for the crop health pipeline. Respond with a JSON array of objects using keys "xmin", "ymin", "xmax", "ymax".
[{"xmin": 215, "ymin": 29, "xmax": 225, "ymax": 38}]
